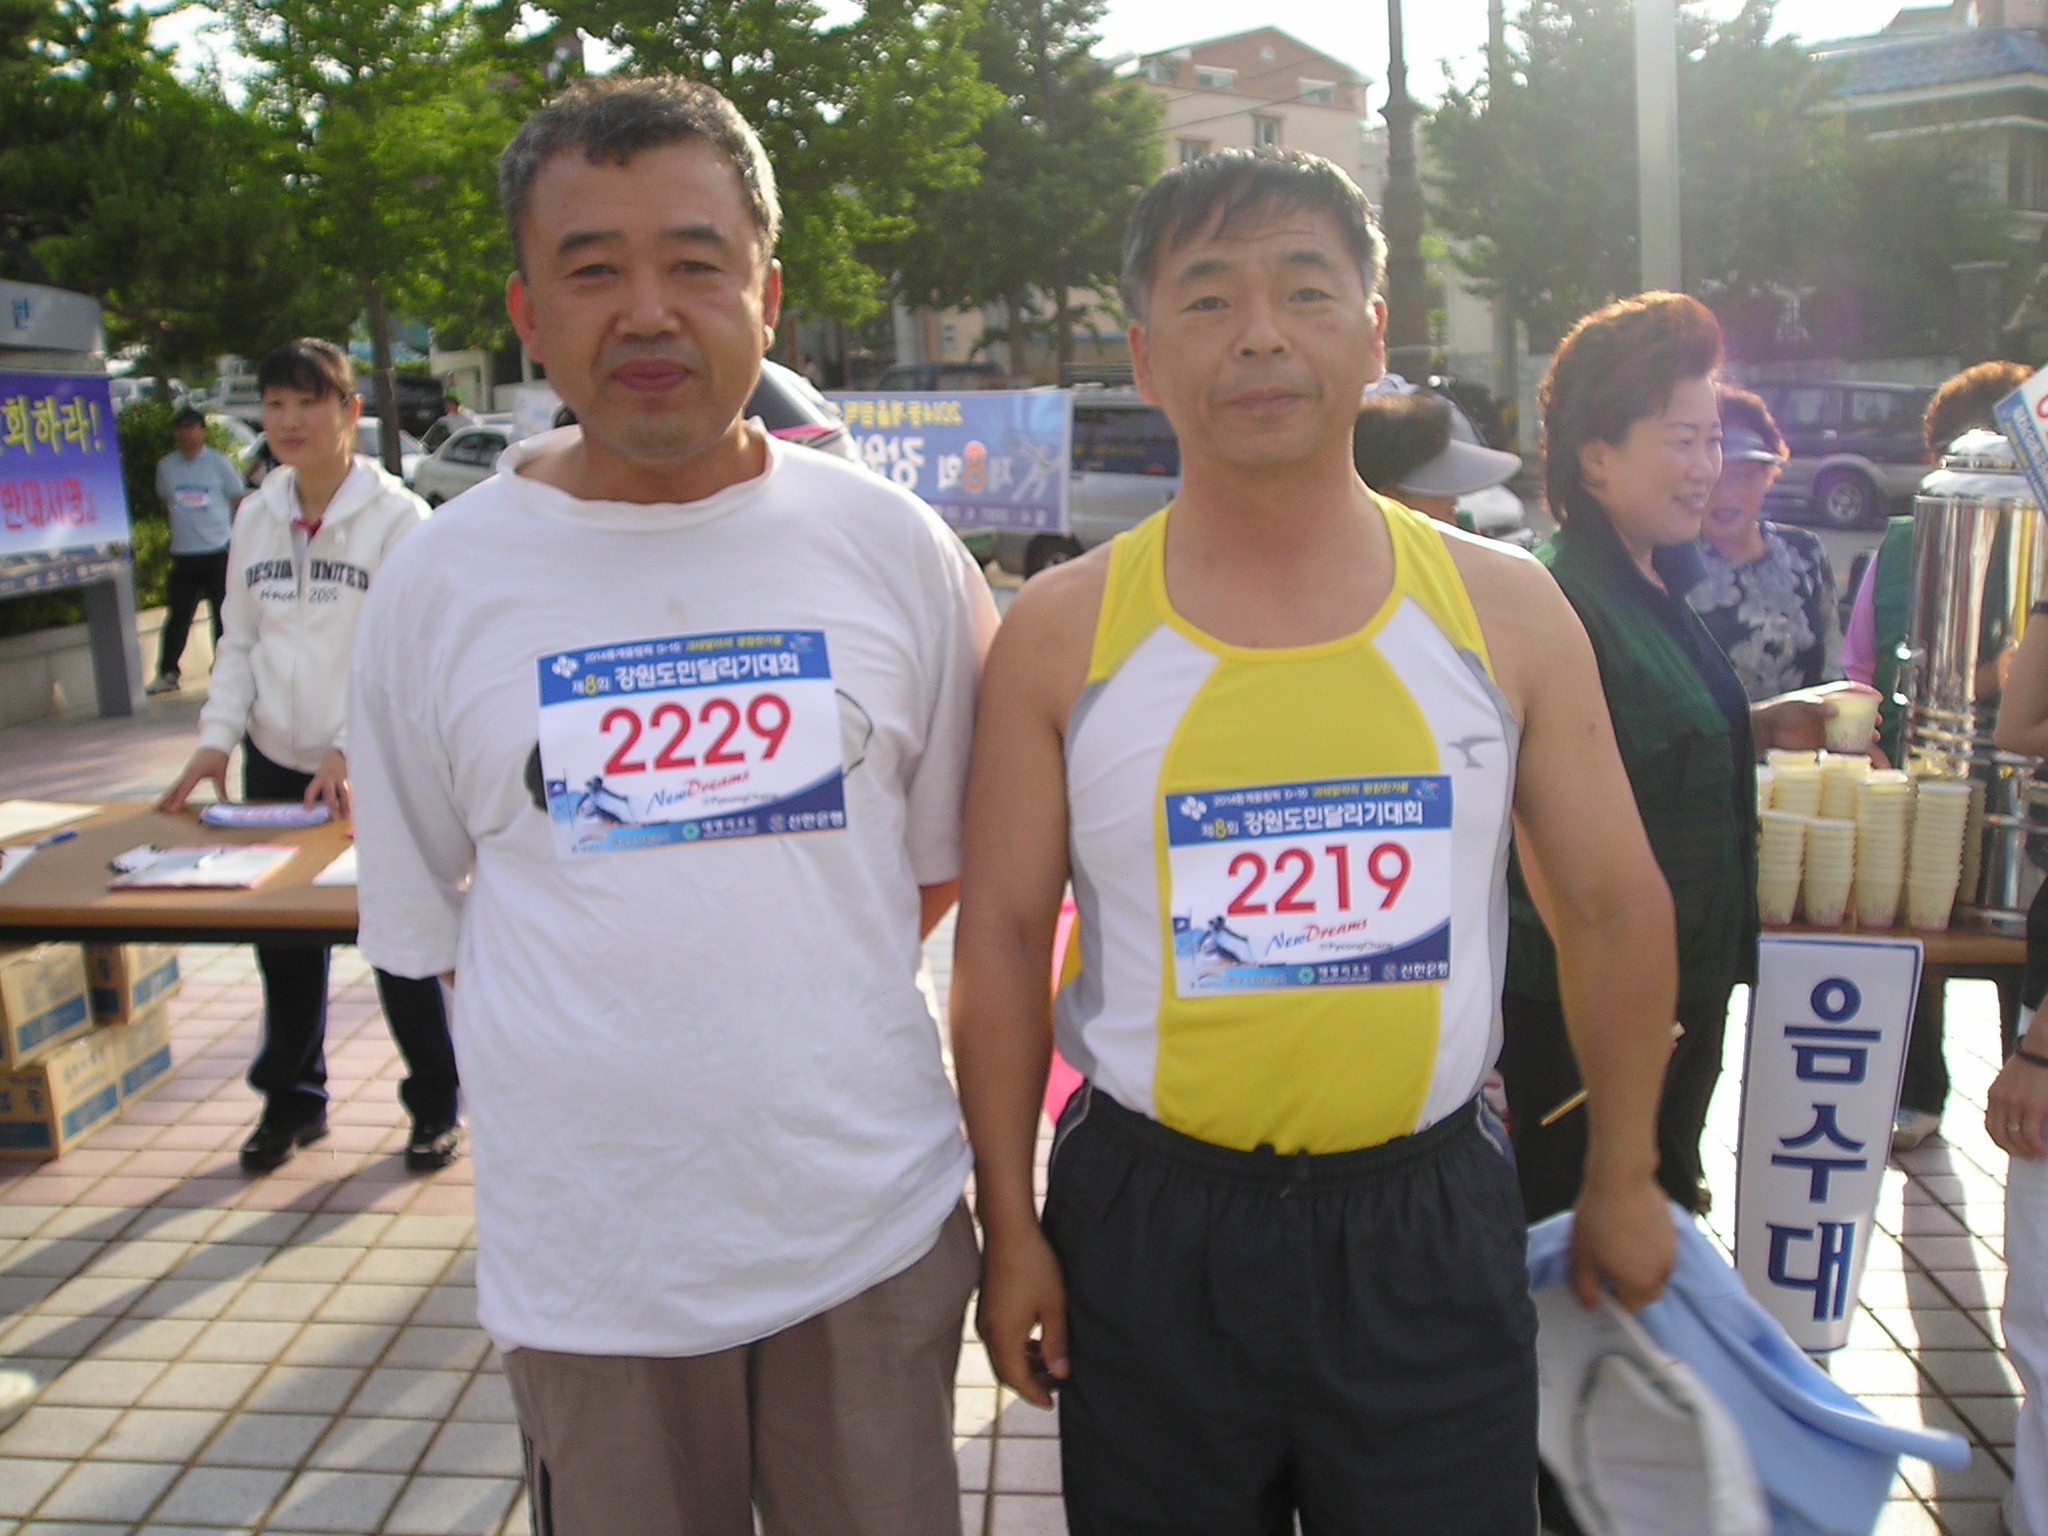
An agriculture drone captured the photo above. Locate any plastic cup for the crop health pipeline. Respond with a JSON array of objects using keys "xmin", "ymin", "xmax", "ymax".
[
  {"xmin": 1757, "ymin": 878, "xmax": 1801, "ymax": 928},
  {"xmin": 1821, "ymin": 685, "xmax": 1883, "ymax": 753},
  {"xmin": 1856, "ymin": 887, "xmax": 1901, "ymax": 930},
  {"xmin": 1907, "ymin": 882, "xmax": 1959, "ymax": 932}
]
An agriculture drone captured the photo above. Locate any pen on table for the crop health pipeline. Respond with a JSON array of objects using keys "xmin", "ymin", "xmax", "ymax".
[
  {"xmin": 1537, "ymin": 1022, "xmax": 1686, "ymax": 1128},
  {"xmin": 27, "ymin": 828, "xmax": 77, "ymax": 850}
]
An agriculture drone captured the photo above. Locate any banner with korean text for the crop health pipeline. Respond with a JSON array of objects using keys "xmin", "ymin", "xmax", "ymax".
[
  {"xmin": 828, "ymin": 390, "xmax": 1072, "ymax": 534},
  {"xmin": 1735, "ymin": 934, "xmax": 1922, "ymax": 1352},
  {"xmin": 0, "ymin": 371, "xmax": 129, "ymax": 558}
]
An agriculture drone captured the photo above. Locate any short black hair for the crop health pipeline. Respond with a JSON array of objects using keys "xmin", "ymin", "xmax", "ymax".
[
  {"xmin": 1120, "ymin": 147, "xmax": 1386, "ymax": 321},
  {"xmin": 1353, "ymin": 394, "xmax": 1452, "ymax": 493},
  {"xmin": 170, "ymin": 407, "xmax": 206, "ymax": 430},
  {"xmin": 498, "ymin": 75, "xmax": 779, "ymax": 276},
  {"xmin": 255, "ymin": 339, "xmax": 353, "ymax": 402}
]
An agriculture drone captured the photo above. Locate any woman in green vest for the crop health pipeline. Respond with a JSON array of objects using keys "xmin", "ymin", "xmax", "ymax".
[{"xmin": 1500, "ymin": 293, "xmax": 1834, "ymax": 1222}]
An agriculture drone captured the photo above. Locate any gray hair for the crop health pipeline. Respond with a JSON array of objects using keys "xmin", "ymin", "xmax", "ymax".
[
  {"xmin": 498, "ymin": 75, "xmax": 780, "ymax": 274},
  {"xmin": 1120, "ymin": 147, "xmax": 1385, "ymax": 321}
]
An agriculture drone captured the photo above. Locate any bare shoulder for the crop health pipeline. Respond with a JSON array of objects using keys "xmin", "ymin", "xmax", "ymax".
[
  {"xmin": 1437, "ymin": 528, "xmax": 1587, "ymax": 722},
  {"xmin": 985, "ymin": 543, "xmax": 1110, "ymax": 725}
]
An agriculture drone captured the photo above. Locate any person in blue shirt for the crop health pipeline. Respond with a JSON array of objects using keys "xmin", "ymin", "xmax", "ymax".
[{"xmin": 148, "ymin": 408, "xmax": 246, "ymax": 695}]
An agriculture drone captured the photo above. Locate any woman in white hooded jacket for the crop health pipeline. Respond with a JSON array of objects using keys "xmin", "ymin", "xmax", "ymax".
[{"xmin": 160, "ymin": 339, "xmax": 460, "ymax": 1175}]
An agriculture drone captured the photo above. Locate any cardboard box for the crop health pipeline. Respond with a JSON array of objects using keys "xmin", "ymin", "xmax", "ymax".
[
  {"xmin": 102, "ymin": 1000, "xmax": 174, "ymax": 1103},
  {"xmin": 0, "ymin": 1027, "xmax": 121, "ymax": 1159},
  {"xmin": 0, "ymin": 943, "xmax": 92, "ymax": 1070},
  {"xmin": 86, "ymin": 943, "xmax": 181, "ymax": 1025}
]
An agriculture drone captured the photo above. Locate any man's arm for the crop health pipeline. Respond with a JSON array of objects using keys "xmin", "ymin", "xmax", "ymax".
[
  {"xmin": 950, "ymin": 555, "xmax": 1102, "ymax": 1407},
  {"xmin": 1451, "ymin": 538, "xmax": 1678, "ymax": 1308}
]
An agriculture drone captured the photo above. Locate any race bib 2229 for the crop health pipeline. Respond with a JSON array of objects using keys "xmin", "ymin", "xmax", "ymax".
[{"xmin": 536, "ymin": 629, "xmax": 845, "ymax": 858}]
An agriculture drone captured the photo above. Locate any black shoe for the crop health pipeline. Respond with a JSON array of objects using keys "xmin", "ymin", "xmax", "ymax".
[
  {"xmin": 405, "ymin": 1119, "xmax": 463, "ymax": 1173},
  {"xmin": 239, "ymin": 1114, "xmax": 328, "ymax": 1173}
]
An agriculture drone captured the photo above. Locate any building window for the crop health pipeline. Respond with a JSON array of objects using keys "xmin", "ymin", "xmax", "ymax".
[
  {"xmin": 1253, "ymin": 116, "xmax": 1281, "ymax": 148},
  {"xmin": 1178, "ymin": 138, "xmax": 1211, "ymax": 164},
  {"xmin": 1194, "ymin": 65, "xmax": 1237, "ymax": 90},
  {"xmin": 1298, "ymin": 78, "xmax": 1336, "ymax": 105},
  {"xmin": 1141, "ymin": 58, "xmax": 1177, "ymax": 84}
]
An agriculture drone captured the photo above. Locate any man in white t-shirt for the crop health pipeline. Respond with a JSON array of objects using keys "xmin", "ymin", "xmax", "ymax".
[{"xmin": 348, "ymin": 76, "xmax": 995, "ymax": 1536}]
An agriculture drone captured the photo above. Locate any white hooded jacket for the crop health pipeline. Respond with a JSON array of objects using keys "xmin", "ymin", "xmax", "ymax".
[{"xmin": 198, "ymin": 456, "xmax": 425, "ymax": 774}]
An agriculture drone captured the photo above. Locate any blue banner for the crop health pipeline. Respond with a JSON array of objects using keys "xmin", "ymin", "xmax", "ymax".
[
  {"xmin": 828, "ymin": 390, "xmax": 1072, "ymax": 533},
  {"xmin": 0, "ymin": 371, "xmax": 129, "ymax": 559}
]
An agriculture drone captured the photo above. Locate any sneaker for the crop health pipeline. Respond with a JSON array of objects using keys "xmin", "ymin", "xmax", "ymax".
[
  {"xmin": 238, "ymin": 1114, "xmax": 329, "ymax": 1173},
  {"xmin": 1892, "ymin": 1107, "xmax": 1941, "ymax": 1153},
  {"xmin": 405, "ymin": 1120, "xmax": 463, "ymax": 1173},
  {"xmin": 143, "ymin": 673, "xmax": 180, "ymax": 696}
]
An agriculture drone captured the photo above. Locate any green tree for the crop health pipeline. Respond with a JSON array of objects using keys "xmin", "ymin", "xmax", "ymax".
[
  {"xmin": 226, "ymin": 0, "xmax": 530, "ymax": 469},
  {"xmin": 893, "ymin": 0, "xmax": 1162, "ymax": 378},
  {"xmin": 0, "ymin": 0, "xmax": 349, "ymax": 376},
  {"xmin": 1425, "ymin": 0, "xmax": 2015, "ymax": 358},
  {"xmin": 553, "ymin": 0, "xmax": 998, "ymax": 324}
]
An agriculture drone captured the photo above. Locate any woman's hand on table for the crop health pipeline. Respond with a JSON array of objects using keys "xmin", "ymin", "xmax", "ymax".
[
  {"xmin": 1988, "ymin": 1035, "xmax": 2048, "ymax": 1159},
  {"xmin": 1751, "ymin": 694, "xmax": 1835, "ymax": 752},
  {"xmin": 306, "ymin": 749, "xmax": 350, "ymax": 820},
  {"xmin": 157, "ymin": 748, "xmax": 231, "ymax": 814}
]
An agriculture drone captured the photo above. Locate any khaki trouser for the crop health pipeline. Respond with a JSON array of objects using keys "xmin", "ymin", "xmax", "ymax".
[{"xmin": 504, "ymin": 1202, "xmax": 979, "ymax": 1536}]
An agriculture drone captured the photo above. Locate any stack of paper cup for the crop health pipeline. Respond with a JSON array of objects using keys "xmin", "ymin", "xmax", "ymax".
[
  {"xmin": 1767, "ymin": 748, "xmax": 1820, "ymax": 769},
  {"xmin": 1854, "ymin": 770, "xmax": 1913, "ymax": 929},
  {"xmin": 1819, "ymin": 753, "xmax": 1871, "ymax": 822},
  {"xmin": 1755, "ymin": 765, "xmax": 1775, "ymax": 818},
  {"xmin": 1756, "ymin": 810, "xmax": 1807, "ymax": 927},
  {"xmin": 1802, "ymin": 817, "xmax": 1857, "ymax": 928},
  {"xmin": 1906, "ymin": 779, "xmax": 1973, "ymax": 931},
  {"xmin": 1772, "ymin": 758, "xmax": 1823, "ymax": 818}
]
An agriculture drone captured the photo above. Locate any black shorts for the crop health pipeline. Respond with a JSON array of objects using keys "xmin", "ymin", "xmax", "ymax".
[{"xmin": 1043, "ymin": 1086, "xmax": 1538, "ymax": 1536}]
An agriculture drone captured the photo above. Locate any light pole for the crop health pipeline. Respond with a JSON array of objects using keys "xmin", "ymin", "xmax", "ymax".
[
  {"xmin": 1635, "ymin": 0, "xmax": 1681, "ymax": 293},
  {"xmin": 1488, "ymin": 0, "xmax": 1518, "ymax": 435},
  {"xmin": 1381, "ymin": 0, "xmax": 1430, "ymax": 378}
]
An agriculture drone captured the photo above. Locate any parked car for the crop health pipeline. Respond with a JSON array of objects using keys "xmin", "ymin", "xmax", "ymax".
[
  {"xmin": 410, "ymin": 416, "xmax": 515, "ymax": 505},
  {"xmin": 993, "ymin": 390, "xmax": 1531, "ymax": 578},
  {"xmin": 871, "ymin": 361, "xmax": 1008, "ymax": 392},
  {"xmin": 241, "ymin": 419, "xmax": 425, "ymax": 488},
  {"xmin": 1749, "ymin": 379, "xmax": 1934, "ymax": 530}
]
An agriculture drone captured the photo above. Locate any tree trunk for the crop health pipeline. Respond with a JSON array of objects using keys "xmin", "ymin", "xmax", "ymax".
[
  {"xmin": 1055, "ymin": 284, "xmax": 1073, "ymax": 382},
  {"xmin": 1007, "ymin": 290, "xmax": 1029, "ymax": 383},
  {"xmin": 365, "ymin": 284, "xmax": 403, "ymax": 477}
]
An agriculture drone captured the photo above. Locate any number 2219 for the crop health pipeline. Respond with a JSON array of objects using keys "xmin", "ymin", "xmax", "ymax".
[{"xmin": 1226, "ymin": 842, "xmax": 1411, "ymax": 915}]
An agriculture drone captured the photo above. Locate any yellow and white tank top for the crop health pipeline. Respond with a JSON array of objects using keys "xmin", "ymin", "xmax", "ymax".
[{"xmin": 1056, "ymin": 496, "xmax": 1518, "ymax": 1155}]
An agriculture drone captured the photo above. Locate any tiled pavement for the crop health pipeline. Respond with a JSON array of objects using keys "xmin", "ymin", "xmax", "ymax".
[
  {"xmin": 0, "ymin": 948, "xmax": 2027, "ymax": 1535},
  {"xmin": 0, "ymin": 681, "xmax": 2033, "ymax": 1534}
]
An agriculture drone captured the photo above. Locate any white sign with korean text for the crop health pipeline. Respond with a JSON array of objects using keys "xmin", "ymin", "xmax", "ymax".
[{"xmin": 1735, "ymin": 934, "xmax": 1922, "ymax": 1353}]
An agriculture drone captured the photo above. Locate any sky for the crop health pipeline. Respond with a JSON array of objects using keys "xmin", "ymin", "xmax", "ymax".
[
  {"xmin": 1100, "ymin": 0, "xmax": 1897, "ymax": 99},
  {"xmin": 155, "ymin": 0, "xmax": 1902, "ymax": 98}
]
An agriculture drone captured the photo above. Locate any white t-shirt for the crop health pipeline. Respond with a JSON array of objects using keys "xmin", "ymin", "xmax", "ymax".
[{"xmin": 348, "ymin": 428, "xmax": 996, "ymax": 1357}]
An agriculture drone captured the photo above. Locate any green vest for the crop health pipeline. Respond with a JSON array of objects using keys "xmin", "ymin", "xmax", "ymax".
[
  {"xmin": 1505, "ymin": 516, "xmax": 1759, "ymax": 1014},
  {"xmin": 1868, "ymin": 515, "xmax": 1914, "ymax": 766}
]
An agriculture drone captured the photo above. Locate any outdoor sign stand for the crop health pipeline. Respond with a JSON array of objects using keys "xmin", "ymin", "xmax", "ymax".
[
  {"xmin": 0, "ymin": 281, "xmax": 141, "ymax": 718},
  {"xmin": 826, "ymin": 388, "xmax": 1075, "ymax": 537},
  {"xmin": 1735, "ymin": 933, "xmax": 1923, "ymax": 1354}
]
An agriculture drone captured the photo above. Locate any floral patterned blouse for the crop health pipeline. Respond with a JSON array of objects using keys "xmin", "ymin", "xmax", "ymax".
[{"xmin": 1685, "ymin": 523, "xmax": 1842, "ymax": 701}]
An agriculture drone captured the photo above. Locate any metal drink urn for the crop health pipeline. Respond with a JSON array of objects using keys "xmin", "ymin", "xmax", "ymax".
[{"xmin": 1899, "ymin": 428, "xmax": 2048, "ymax": 934}]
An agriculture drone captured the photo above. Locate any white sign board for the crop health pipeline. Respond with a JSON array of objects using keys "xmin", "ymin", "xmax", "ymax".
[
  {"xmin": 1995, "ymin": 367, "xmax": 2048, "ymax": 511},
  {"xmin": 1735, "ymin": 934, "xmax": 1921, "ymax": 1353}
]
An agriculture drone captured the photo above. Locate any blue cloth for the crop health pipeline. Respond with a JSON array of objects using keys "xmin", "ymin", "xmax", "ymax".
[
  {"xmin": 155, "ymin": 447, "xmax": 243, "ymax": 555},
  {"xmin": 1527, "ymin": 1206, "xmax": 1970, "ymax": 1536}
]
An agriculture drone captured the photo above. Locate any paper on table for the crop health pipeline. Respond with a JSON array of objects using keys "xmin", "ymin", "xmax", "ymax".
[
  {"xmin": 0, "ymin": 801, "xmax": 96, "ymax": 843},
  {"xmin": 0, "ymin": 845, "xmax": 38, "ymax": 885},
  {"xmin": 311, "ymin": 847, "xmax": 357, "ymax": 887},
  {"xmin": 111, "ymin": 845, "xmax": 297, "ymax": 890}
]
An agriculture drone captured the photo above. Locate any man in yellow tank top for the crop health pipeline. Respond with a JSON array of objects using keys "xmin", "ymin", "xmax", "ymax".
[{"xmin": 952, "ymin": 148, "xmax": 1683, "ymax": 1533}]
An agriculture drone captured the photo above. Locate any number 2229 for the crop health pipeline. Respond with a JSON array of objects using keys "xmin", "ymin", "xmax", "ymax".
[
  {"xmin": 599, "ymin": 693, "xmax": 791, "ymax": 775},
  {"xmin": 1227, "ymin": 842, "xmax": 1411, "ymax": 915}
]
